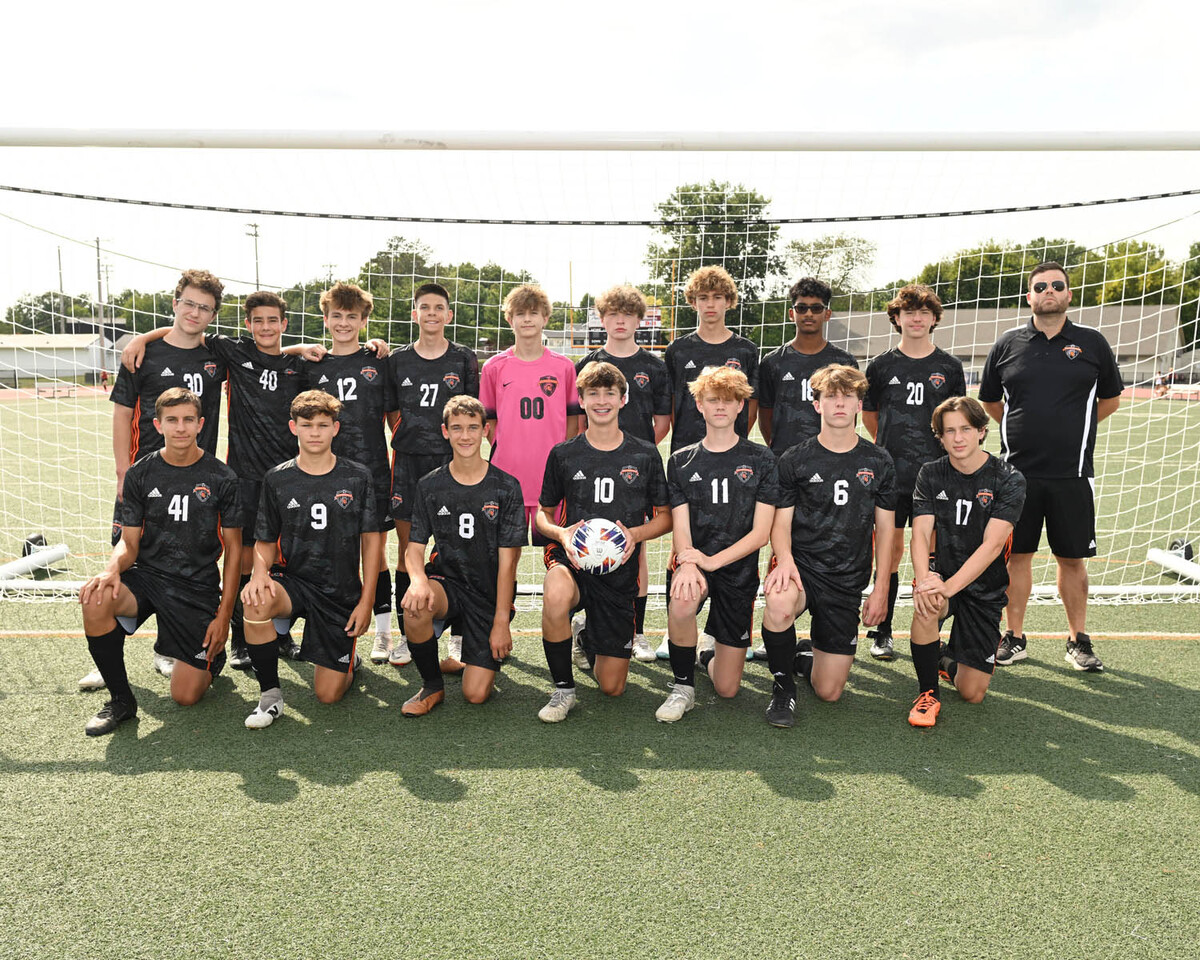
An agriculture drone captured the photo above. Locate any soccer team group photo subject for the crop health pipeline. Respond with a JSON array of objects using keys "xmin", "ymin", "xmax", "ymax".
[{"xmin": 77, "ymin": 260, "xmax": 1123, "ymax": 737}]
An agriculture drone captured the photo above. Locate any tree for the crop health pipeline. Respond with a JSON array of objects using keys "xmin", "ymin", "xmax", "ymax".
[
  {"xmin": 1180, "ymin": 241, "xmax": 1200, "ymax": 349},
  {"xmin": 780, "ymin": 233, "xmax": 877, "ymax": 299}
]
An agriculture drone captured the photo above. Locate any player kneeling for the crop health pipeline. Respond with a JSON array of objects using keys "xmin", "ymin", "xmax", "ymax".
[
  {"xmin": 535, "ymin": 361, "xmax": 671, "ymax": 722},
  {"xmin": 79, "ymin": 388, "xmax": 241, "ymax": 736},
  {"xmin": 657, "ymin": 366, "xmax": 779, "ymax": 723},
  {"xmin": 906, "ymin": 397, "xmax": 1026, "ymax": 727},
  {"xmin": 240, "ymin": 391, "xmax": 383, "ymax": 728},
  {"xmin": 762, "ymin": 365, "xmax": 895, "ymax": 725},
  {"xmin": 398, "ymin": 397, "xmax": 525, "ymax": 715}
]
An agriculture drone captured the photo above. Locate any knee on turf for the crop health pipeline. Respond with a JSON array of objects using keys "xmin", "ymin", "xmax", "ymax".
[{"xmin": 811, "ymin": 679, "xmax": 844, "ymax": 703}]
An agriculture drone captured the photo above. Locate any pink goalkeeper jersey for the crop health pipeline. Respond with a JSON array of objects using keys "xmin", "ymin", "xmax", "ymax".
[{"xmin": 480, "ymin": 347, "xmax": 581, "ymax": 506}]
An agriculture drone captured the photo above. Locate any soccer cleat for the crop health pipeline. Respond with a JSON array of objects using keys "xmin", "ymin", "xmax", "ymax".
[
  {"xmin": 388, "ymin": 638, "xmax": 412, "ymax": 667},
  {"xmin": 695, "ymin": 632, "xmax": 716, "ymax": 665},
  {"xmin": 228, "ymin": 641, "xmax": 253, "ymax": 671},
  {"xmin": 537, "ymin": 688, "xmax": 578, "ymax": 723},
  {"xmin": 655, "ymin": 683, "xmax": 696, "ymax": 722},
  {"xmin": 631, "ymin": 633, "xmax": 656, "ymax": 663},
  {"xmin": 244, "ymin": 693, "xmax": 284, "ymax": 729},
  {"xmin": 401, "ymin": 686, "xmax": 445, "ymax": 717},
  {"xmin": 278, "ymin": 634, "xmax": 303, "ymax": 660},
  {"xmin": 655, "ymin": 636, "xmax": 671, "ymax": 660},
  {"xmin": 751, "ymin": 643, "xmax": 767, "ymax": 661},
  {"xmin": 152, "ymin": 653, "xmax": 175, "ymax": 678},
  {"xmin": 370, "ymin": 633, "xmax": 391, "ymax": 664},
  {"xmin": 78, "ymin": 668, "xmax": 106, "ymax": 691},
  {"xmin": 867, "ymin": 630, "xmax": 894, "ymax": 660},
  {"xmin": 766, "ymin": 688, "xmax": 797, "ymax": 728},
  {"xmin": 571, "ymin": 614, "xmax": 591, "ymax": 672},
  {"xmin": 794, "ymin": 637, "xmax": 814, "ymax": 679},
  {"xmin": 908, "ymin": 690, "xmax": 941, "ymax": 727},
  {"xmin": 938, "ymin": 652, "xmax": 955, "ymax": 683},
  {"xmin": 995, "ymin": 631, "xmax": 1027, "ymax": 665},
  {"xmin": 1065, "ymin": 634, "xmax": 1104, "ymax": 672},
  {"xmin": 85, "ymin": 698, "xmax": 137, "ymax": 737}
]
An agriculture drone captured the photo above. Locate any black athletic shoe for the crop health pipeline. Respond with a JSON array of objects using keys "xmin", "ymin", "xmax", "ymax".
[
  {"xmin": 277, "ymin": 635, "xmax": 303, "ymax": 660},
  {"xmin": 229, "ymin": 641, "xmax": 253, "ymax": 671},
  {"xmin": 1065, "ymin": 634, "xmax": 1104, "ymax": 672},
  {"xmin": 794, "ymin": 637, "xmax": 814, "ymax": 679},
  {"xmin": 766, "ymin": 688, "xmax": 797, "ymax": 728},
  {"xmin": 995, "ymin": 630, "xmax": 1027, "ymax": 665},
  {"xmin": 867, "ymin": 629, "xmax": 894, "ymax": 660},
  {"xmin": 85, "ymin": 698, "xmax": 137, "ymax": 737}
]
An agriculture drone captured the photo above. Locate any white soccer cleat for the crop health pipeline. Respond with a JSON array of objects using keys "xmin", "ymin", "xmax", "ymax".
[
  {"xmin": 152, "ymin": 654, "xmax": 175, "ymax": 678},
  {"xmin": 78, "ymin": 669, "xmax": 106, "ymax": 691},
  {"xmin": 655, "ymin": 683, "xmax": 696, "ymax": 723},
  {"xmin": 370, "ymin": 633, "xmax": 391, "ymax": 664},
  {"xmin": 388, "ymin": 638, "xmax": 412, "ymax": 666},
  {"xmin": 631, "ymin": 633, "xmax": 656, "ymax": 662},
  {"xmin": 245, "ymin": 693, "xmax": 284, "ymax": 729},
  {"xmin": 447, "ymin": 634, "xmax": 463, "ymax": 663},
  {"xmin": 696, "ymin": 633, "xmax": 716, "ymax": 665},
  {"xmin": 655, "ymin": 636, "xmax": 671, "ymax": 660},
  {"xmin": 571, "ymin": 614, "xmax": 591, "ymax": 672},
  {"xmin": 538, "ymin": 688, "xmax": 578, "ymax": 723}
]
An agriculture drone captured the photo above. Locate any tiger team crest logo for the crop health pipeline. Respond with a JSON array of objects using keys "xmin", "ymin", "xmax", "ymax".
[
  {"xmin": 929, "ymin": 372, "xmax": 946, "ymax": 388},
  {"xmin": 482, "ymin": 500, "xmax": 499, "ymax": 521},
  {"xmin": 734, "ymin": 464, "xmax": 754, "ymax": 482},
  {"xmin": 111, "ymin": 522, "xmax": 122, "ymax": 540},
  {"xmin": 391, "ymin": 493, "xmax": 403, "ymax": 508},
  {"xmin": 1062, "ymin": 344, "xmax": 1083, "ymax": 360},
  {"xmin": 856, "ymin": 468, "xmax": 875, "ymax": 486},
  {"xmin": 361, "ymin": 366, "xmax": 378, "ymax": 381},
  {"xmin": 539, "ymin": 375, "xmax": 559, "ymax": 397},
  {"xmin": 192, "ymin": 483, "xmax": 212, "ymax": 502},
  {"xmin": 976, "ymin": 488, "xmax": 994, "ymax": 507},
  {"xmin": 633, "ymin": 372, "xmax": 650, "ymax": 389},
  {"xmin": 203, "ymin": 361, "xmax": 218, "ymax": 378},
  {"xmin": 443, "ymin": 372, "xmax": 461, "ymax": 390},
  {"xmin": 724, "ymin": 359, "xmax": 743, "ymax": 371},
  {"xmin": 620, "ymin": 466, "xmax": 640, "ymax": 485},
  {"xmin": 334, "ymin": 489, "xmax": 355, "ymax": 508}
]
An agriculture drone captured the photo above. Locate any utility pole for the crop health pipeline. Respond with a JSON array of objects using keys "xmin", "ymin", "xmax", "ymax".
[
  {"xmin": 95, "ymin": 237, "xmax": 103, "ymax": 329},
  {"xmin": 246, "ymin": 223, "xmax": 260, "ymax": 289},
  {"xmin": 57, "ymin": 246, "xmax": 65, "ymax": 335},
  {"xmin": 323, "ymin": 264, "xmax": 336, "ymax": 284}
]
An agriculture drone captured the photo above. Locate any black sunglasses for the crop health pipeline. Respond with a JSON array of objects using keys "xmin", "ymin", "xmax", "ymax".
[
  {"xmin": 791, "ymin": 303, "xmax": 828, "ymax": 315},
  {"xmin": 1032, "ymin": 280, "xmax": 1067, "ymax": 293}
]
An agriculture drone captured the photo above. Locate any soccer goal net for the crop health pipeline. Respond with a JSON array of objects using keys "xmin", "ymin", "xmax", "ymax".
[{"xmin": 1, "ymin": 136, "xmax": 1198, "ymax": 603}]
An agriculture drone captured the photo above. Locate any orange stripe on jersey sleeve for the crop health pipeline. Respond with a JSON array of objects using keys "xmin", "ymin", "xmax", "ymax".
[{"xmin": 129, "ymin": 398, "xmax": 142, "ymax": 463}]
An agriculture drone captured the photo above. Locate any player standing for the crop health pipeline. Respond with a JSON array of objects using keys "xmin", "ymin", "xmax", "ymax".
[
  {"xmin": 386, "ymin": 282, "xmax": 479, "ymax": 670},
  {"xmin": 241, "ymin": 391, "xmax": 381, "ymax": 727},
  {"xmin": 862, "ymin": 284, "xmax": 965, "ymax": 660},
  {"xmin": 656, "ymin": 366, "xmax": 778, "ymax": 723},
  {"xmin": 398, "ymin": 397, "xmax": 525, "ymax": 715},
  {"xmin": 763, "ymin": 365, "xmax": 896, "ymax": 726},
  {"xmin": 534, "ymin": 362, "xmax": 671, "ymax": 722},
  {"xmin": 978, "ymin": 262, "xmax": 1122, "ymax": 671},
  {"xmin": 78, "ymin": 388, "xmax": 241, "ymax": 736},
  {"xmin": 575, "ymin": 284, "xmax": 671, "ymax": 662},
  {"xmin": 906, "ymin": 397, "xmax": 1026, "ymax": 726}
]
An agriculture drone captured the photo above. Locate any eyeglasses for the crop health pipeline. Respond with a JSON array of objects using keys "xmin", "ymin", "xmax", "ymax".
[
  {"xmin": 791, "ymin": 303, "xmax": 828, "ymax": 315},
  {"xmin": 176, "ymin": 297, "xmax": 216, "ymax": 316},
  {"xmin": 1032, "ymin": 280, "xmax": 1067, "ymax": 293}
]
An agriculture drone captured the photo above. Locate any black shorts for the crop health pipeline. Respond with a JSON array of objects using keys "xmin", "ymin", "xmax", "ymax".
[
  {"xmin": 240, "ymin": 478, "xmax": 263, "ymax": 534},
  {"xmin": 390, "ymin": 451, "xmax": 451, "ymax": 522},
  {"xmin": 666, "ymin": 556, "xmax": 758, "ymax": 649},
  {"xmin": 548, "ymin": 551, "xmax": 636, "ymax": 659},
  {"xmin": 269, "ymin": 571, "xmax": 358, "ymax": 673},
  {"xmin": 795, "ymin": 564, "xmax": 862, "ymax": 657},
  {"xmin": 1012, "ymin": 477, "xmax": 1096, "ymax": 558},
  {"xmin": 941, "ymin": 592, "xmax": 1006, "ymax": 674},
  {"xmin": 431, "ymin": 575, "xmax": 508, "ymax": 672},
  {"xmin": 892, "ymin": 492, "xmax": 914, "ymax": 530},
  {"xmin": 117, "ymin": 567, "xmax": 226, "ymax": 675}
]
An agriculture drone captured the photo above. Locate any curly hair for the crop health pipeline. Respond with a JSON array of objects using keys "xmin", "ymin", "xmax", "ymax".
[
  {"xmin": 595, "ymin": 285, "xmax": 647, "ymax": 319},
  {"xmin": 319, "ymin": 281, "xmax": 374, "ymax": 319},
  {"xmin": 809, "ymin": 364, "xmax": 867, "ymax": 401},
  {"xmin": 174, "ymin": 269, "xmax": 224, "ymax": 312},
  {"xmin": 683, "ymin": 265, "xmax": 738, "ymax": 309},
  {"xmin": 886, "ymin": 284, "xmax": 943, "ymax": 332}
]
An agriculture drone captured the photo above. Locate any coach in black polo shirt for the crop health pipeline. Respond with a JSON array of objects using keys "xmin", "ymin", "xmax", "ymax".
[{"xmin": 978, "ymin": 261, "xmax": 1122, "ymax": 672}]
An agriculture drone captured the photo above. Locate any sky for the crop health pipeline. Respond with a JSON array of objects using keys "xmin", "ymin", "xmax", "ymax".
[{"xmin": 2, "ymin": 0, "xmax": 1200, "ymax": 317}]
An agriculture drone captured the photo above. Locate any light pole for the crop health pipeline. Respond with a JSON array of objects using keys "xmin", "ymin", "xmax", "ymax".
[{"xmin": 246, "ymin": 223, "xmax": 261, "ymax": 289}]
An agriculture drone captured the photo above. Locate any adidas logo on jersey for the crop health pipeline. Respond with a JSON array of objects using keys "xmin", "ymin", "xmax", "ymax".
[
  {"xmin": 985, "ymin": 654, "xmax": 996, "ymax": 664},
  {"xmin": 889, "ymin": 376, "xmax": 901, "ymax": 385},
  {"xmin": 1089, "ymin": 539, "xmax": 1096, "ymax": 549},
  {"xmin": 194, "ymin": 651, "xmax": 208, "ymax": 660},
  {"xmin": 573, "ymin": 471, "xmax": 586, "ymax": 480},
  {"xmin": 318, "ymin": 375, "xmax": 329, "ymax": 384},
  {"xmin": 937, "ymin": 490, "xmax": 949, "ymax": 500},
  {"xmin": 782, "ymin": 372, "xmax": 795, "ymax": 381},
  {"xmin": 689, "ymin": 473, "xmax": 703, "ymax": 482},
  {"xmin": 160, "ymin": 367, "xmax": 174, "ymax": 377},
  {"xmin": 438, "ymin": 506, "xmax": 451, "ymax": 516},
  {"xmin": 338, "ymin": 654, "xmax": 351, "ymax": 664},
  {"xmin": 402, "ymin": 377, "xmax": 413, "ymax": 386},
  {"xmin": 684, "ymin": 360, "xmax": 696, "ymax": 369},
  {"xmin": 242, "ymin": 361, "xmax": 254, "ymax": 369},
  {"xmin": 286, "ymin": 498, "xmax": 301, "ymax": 509},
  {"xmin": 147, "ymin": 487, "xmax": 162, "ymax": 498},
  {"xmin": 809, "ymin": 473, "xmax": 823, "ymax": 483}
]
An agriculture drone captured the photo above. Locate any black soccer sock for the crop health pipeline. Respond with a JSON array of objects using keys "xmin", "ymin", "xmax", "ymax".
[
  {"xmin": 87, "ymin": 625, "xmax": 134, "ymax": 705},
  {"xmin": 634, "ymin": 595, "xmax": 648, "ymax": 634},
  {"xmin": 394, "ymin": 568, "xmax": 411, "ymax": 635},
  {"xmin": 881, "ymin": 572, "xmax": 899, "ymax": 634},
  {"xmin": 247, "ymin": 641, "xmax": 280, "ymax": 693},
  {"xmin": 943, "ymin": 658, "xmax": 959, "ymax": 681},
  {"xmin": 407, "ymin": 638, "xmax": 444, "ymax": 691},
  {"xmin": 230, "ymin": 574, "xmax": 251, "ymax": 645},
  {"xmin": 698, "ymin": 648, "xmax": 716, "ymax": 670},
  {"xmin": 668, "ymin": 641, "xmax": 696, "ymax": 688},
  {"xmin": 911, "ymin": 642, "xmax": 941, "ymax": 699},
  {"xmin": 762, "ymin": 625, "xmax": 798, "ymax": 695},
  {"xmin": 374, "ymin": 569, "xmax": 392, "ymax": 617},
  {"xmin": 543, "ymin": 638, "xmax": 575, "ymax": 689}
]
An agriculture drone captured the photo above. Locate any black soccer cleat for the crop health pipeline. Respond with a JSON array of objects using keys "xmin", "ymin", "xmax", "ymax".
[
  {"xmin": 867, "ymin": 629, "xmax": 894, "ymax": 660},
  {"xmin": 766, "ymin": 688, "xmax": 797, "ymax": 728},
  {"xmin": 1065, "ymin": 634, "xmax": 1104, "ymax": 672},
  {"xmin": 995, "ymin": 630, "xmax": 1027, "ymax": 665},
  {"xmin": 85, "ymin": 698, "xmax": 137, "ymax": 737},
  {"xmin": 793, "ymin": 637, "xmax": 814, "ymax": 680},
  {"xmin": 229, "ymin": 640, "xmax": 253, "ymax": 671},
  {"xmin": 277, "ymin": 634, "xmax": 303, "ymax": 661}
]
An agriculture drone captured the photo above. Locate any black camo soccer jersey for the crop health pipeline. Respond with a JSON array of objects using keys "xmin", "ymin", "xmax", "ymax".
[
  {"xmin": 410, "ymin": 463, "xmax": 526, "ymax": 598},
  {"xmin": 758, "ymin": 342, "xmax": 858, "ymax": 453},
  {"xmin": 912, "ymin": 454, "xmax": 1026, "ymax": 601},
  {"xmin": 666, "ymin": 438, "xmax": 780, "ymax": 578},
  {"xmin": 978, "ymin": 318, "xmax": 1122, "ymax": 479},
  {"xmin": 387, "ymin": 341, "xmax": 480, "ymax": 455},
  {"xmin": 301, "ymin": 348, "xmax": 395, "ymax": 484},
  {"xmin": 575, "ymin": 347, "xmax": 671, "ymax": 443},
  {"xmin": 863, "ymin": 346, "xmax": 966, "ymax": 493},
  {"xmin": 778, "ymin": 436, "xmax": 897, "ymax": 592},
  {"xmin": 206, "ymin": 335, "xmax": 303, "ymax": 479},
  {"xmin": 255, "ymin": 458, "xmax": 380, "ymax": 605},
  {"xmin": 110, "ymin": 339, "xmax": 227, "ymax": 462},
  {"xmin": 119, "ymin": 450, "xmax": 239, "ymax": 591},
  {"xmin": 664, "ymin": 332, "xmax": 760, "ymax": 451},
  {"xmin": 540, "ymin": 434, "xmax": 670, "ymax": 589}
]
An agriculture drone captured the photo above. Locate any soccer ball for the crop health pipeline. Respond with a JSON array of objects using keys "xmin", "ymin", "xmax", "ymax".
[{"xmin": 571, "ymin": 518, "xmax": 628, "ymax": 574}]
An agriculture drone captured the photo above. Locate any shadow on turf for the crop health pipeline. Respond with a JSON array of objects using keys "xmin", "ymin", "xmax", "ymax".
[{"xmin": 7, "ymin": 645, "xmax": 1198, "ymax": 805}]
